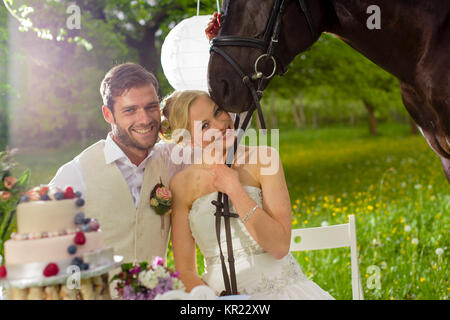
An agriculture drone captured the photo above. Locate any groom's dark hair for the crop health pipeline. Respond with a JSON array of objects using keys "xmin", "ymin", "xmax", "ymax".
[{"xmin": 100, "ymin": 62, "xmax": 159, "ymax": 113}]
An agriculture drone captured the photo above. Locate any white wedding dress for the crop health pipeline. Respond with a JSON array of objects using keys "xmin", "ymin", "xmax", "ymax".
[{"xmin": 189, "ymin": 185, "xmax": 335, "ymax": 300}]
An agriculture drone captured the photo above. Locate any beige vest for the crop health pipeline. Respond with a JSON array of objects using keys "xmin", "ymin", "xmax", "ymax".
[{"xmin": 79, "ymin": 140, "xmax": 171, "ymax": 265}]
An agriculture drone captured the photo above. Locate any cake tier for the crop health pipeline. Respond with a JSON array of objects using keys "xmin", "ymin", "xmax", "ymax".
[
  {"xmin": 4, "ymin": 231, "xmax": 104, "ymax": 265},
  {"xmin": 16, "ymin": 199, "xmax": 81, "ymax": 234}
]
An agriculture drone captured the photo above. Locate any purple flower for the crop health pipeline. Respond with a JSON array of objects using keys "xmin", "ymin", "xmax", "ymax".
[
  {"xmin": 136, "ymin": 292, "xmax": 150, "ymax": 300},
  {"xmin": 129, "ymin": 266, "xmax": 140, "ymax": 275},
  {"xmin": 165, "ymin": 277, "xmax": 173, "ymax": 291},
  {"xmin": 145, "ymin": 277, "xmax": 173, "ymax": 299},
  {"xmin": 122, "ymin": 286, "xmax": 138, "ymax": 300},
  {"xmin": 158, "ymin": 277, "xmax": 173, "ymax": 292},
  {"xmin": 152, "ymin": 256, "xmax": 164, "ymax": 268}
]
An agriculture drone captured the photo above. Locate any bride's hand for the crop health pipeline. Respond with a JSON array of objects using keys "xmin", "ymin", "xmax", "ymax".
[{"xmin": 209, "ymin": 164, "xmax": 241, "ymax": 195}]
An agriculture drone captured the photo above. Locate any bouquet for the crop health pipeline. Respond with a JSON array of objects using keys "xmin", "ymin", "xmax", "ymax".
[
  {"xmin": 111, "ymin": 257, "xmax": 185, "ymax": 300},
  {"xmin": 0, "ymin": 148, "xmax": 30, "ymax": 259}
]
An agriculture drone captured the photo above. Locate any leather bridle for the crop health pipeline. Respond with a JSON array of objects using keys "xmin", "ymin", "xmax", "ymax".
[
  {"xmin": 208, "ymin": 0, "xmax": 316, "ymax": 296},
  {"xmin": 210, "ymin": 0, "xmax": 316, "ymax": 131}
]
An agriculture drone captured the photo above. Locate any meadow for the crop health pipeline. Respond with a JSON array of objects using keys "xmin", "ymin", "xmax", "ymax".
[
  {"xmin": 277, "ymin": 123, "xmax": 449, "ymax": 300},
  {"xmin": 12, "ymin": 122, "xmax": 449, "ymax": 300}
]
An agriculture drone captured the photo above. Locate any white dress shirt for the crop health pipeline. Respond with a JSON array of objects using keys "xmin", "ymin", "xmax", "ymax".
[{"xmin": 49, "ymin": 133, "xmax": 188, "ymax": 208}]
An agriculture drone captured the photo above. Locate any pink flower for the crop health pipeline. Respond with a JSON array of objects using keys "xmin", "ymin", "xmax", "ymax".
[
  {"xmin": 0, "ymin": 191, "xmax": 12, "ymax": 201},
  {"xmin": 156, "ymin": 187, "xmax": 171, "ymax": 201},
  {"xmin": 3, "ymin": 176, "xmax": 17, "ymax": 189},
  {"xmin": 152, "ymin": 256, "xmax": 164, "ymax": 268},
  {"xmin": 130, "ymin": 266, "xmax": 141, "ymax": 275}
]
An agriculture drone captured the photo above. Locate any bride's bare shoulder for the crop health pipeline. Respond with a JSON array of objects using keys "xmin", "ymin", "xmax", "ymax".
[
  {"xmin": 170, "ymin": 165, "xmax": 193, "ymax": 190},
  {"xmin": 170, "ymin": 165, "xmax": 211, "ymax": 198}
]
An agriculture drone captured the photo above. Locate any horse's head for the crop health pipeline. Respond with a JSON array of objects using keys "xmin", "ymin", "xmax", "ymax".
[{"xmin": 207, "ymin": 0, "xmax": 321, "ymax": 113}]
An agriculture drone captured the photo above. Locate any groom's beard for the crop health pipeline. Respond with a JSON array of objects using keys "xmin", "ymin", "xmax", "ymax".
[{"xmin": 112, "ymin": 120, "xmax": 160, "ymax": 151}]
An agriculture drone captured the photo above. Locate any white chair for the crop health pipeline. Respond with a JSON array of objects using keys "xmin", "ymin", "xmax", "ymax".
[{"xmin": 290, "ymin": 214, "xmax": 364, "ymax": 300}]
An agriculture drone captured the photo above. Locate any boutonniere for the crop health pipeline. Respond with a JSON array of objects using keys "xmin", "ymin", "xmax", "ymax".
[{"xmin": 150, "ymin": 178, "xmax": 172, "ymax": 216}]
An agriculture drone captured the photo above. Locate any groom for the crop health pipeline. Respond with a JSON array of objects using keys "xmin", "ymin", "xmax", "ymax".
[{"xmin": 49, "ymin": 63, "xmax": 186, "ymax": 269}]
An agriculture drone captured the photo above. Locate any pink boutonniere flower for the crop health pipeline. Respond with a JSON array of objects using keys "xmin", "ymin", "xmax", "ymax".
[{"xmin": 156, "ymin": 187, "xmax": 171, "ymax": 202}]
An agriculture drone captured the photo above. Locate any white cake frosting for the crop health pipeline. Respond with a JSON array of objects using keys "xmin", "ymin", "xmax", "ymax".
[{"xmin": 16, "ymin": 199, "xmax": 82, "ymax": 234}]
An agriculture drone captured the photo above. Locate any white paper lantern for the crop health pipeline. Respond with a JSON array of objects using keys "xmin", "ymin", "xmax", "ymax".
[{"xmin": 161, "ymin": 15, "xmax": 213, "ymax": 91}]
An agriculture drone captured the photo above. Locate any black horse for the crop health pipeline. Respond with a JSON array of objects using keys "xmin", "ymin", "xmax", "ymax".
[{"xmin": 207, "ymin": 0, "xmax": 450, "ymax": 182}]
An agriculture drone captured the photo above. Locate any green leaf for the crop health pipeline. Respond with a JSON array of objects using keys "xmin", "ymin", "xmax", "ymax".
[
  {"xmin": 16, "ymin": 169, "xmax": 30, "ymax": 187},
  {"xmin": 121, "ymin": 262, "xmax": 133, "ymax": 272},
  {"xmin": 139, "ymin": 261, "xmax": 149, "ymax": 270}
]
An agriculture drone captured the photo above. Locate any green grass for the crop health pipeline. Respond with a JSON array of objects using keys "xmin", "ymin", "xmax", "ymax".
[
  {"xmin": 278, "ymin": 123, "xmax": 449, "ymax": 300},
  {"xmin": 9, "ymin": 122, "xmax": 450, "ymax": 300}
]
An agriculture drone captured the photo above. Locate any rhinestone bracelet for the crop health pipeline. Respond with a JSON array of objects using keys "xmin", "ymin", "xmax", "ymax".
[{"xmin": 242, "ymin": 204, "xmax": 258, "ymax": 224}]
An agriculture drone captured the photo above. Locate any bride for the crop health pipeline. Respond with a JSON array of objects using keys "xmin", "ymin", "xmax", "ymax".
[{"xmin": 162, "ymin": 90, "xmax": 334, "ymax": 299}]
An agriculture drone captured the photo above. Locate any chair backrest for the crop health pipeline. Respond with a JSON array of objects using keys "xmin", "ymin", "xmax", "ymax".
[
  {"xmin": 290, "ymin": 223, "xmax": 351, "ymax": 251},
  {"xmin": 290, "ymin": 215, "xmax": 364, "ymax": 300}
]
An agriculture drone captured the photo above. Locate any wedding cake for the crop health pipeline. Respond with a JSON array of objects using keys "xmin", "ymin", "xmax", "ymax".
[{"xmin": 0, "ymin": 186, "xmax": 116, "ymax": 300}]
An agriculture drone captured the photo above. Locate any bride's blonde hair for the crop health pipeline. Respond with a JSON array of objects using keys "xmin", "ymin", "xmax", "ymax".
[{"xmin": 160, "ymin": 90, "xmax": 210, "ymax": 143}]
